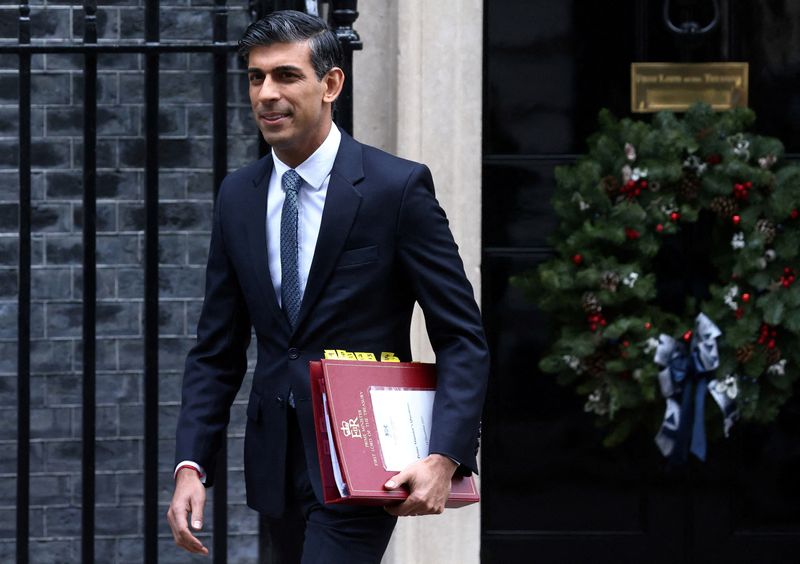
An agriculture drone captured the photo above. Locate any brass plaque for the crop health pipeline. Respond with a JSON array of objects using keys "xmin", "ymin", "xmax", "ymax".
[{"xmin": 631, "ymin": 62, "xmax": 748, "ymax": 113}]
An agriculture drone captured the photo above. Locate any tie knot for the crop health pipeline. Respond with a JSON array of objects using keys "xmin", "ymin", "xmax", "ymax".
[{"xmin": 283, "ymin": 170, "xmax": 302, "ymax": 195}]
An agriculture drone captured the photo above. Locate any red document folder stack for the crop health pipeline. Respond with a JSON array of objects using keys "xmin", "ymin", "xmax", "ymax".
[{"xmin": 309, "ymin": 359, "xmax": 479, "ymax": 507}]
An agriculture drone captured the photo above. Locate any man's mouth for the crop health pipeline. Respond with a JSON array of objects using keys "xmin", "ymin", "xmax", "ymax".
[{"xmin": 259, "ymin": 111, "xmax": 290, "ymax": 125}]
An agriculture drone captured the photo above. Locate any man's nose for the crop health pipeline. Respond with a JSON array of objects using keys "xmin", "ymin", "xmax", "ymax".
[{"xmin": 257, "ymin": 76, "xmax": 280, "ymax": 102}]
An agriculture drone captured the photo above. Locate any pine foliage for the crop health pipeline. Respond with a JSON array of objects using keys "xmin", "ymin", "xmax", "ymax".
[{"xmin": 515, "ymin": 103, "xmax": 800, "ymax": 446}]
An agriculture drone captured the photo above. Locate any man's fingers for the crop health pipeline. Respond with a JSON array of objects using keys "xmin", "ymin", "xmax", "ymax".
[
  {"xmin": 173, "ymin": 514, "xmax": 208, "ymax": 555},
  {"xmin": 180, "ymin": 490, "xmax": 208, "ymax": 553},
  {"xmin": 166, "ymin": 502, "xmax": 188, "ymax": 543},
  {"xmin": 167, "ymin": 478, "xmax": 208, "ymax": 555},
  {"xmin": 384, "ymin": 493, "xmax": 439, "ymax": 517},
  {"xmin": 190, "ymin": 491, "xmax": 205, "ymax": 530},
  {"xmin": 382, "ymin": 471, "xmax": 410, "ymax": 516},
  {"xmin": 177, "ymin": 527, "xmax": 209, "ymax": 555},
  {"xmin": 384, "ymin": 470, "xmax": 410, "ymax": 490},
  {"xmin": 383, "ymin": 457, "xmax": 452, "ymax": 517},
  {"xmin": 383, "ymin": 500, "xmax": 412, "ymax": 516},
  {"xmin": 383, "ymin": 464, "xmax": 450, "ymax": 516},
  {"xmin": 167, "ymin": 505, "xmax": 204, "ymax": 554},
  {"xmin": 383, "ymin": 489, "xmax": 423, "ymax": 517}
]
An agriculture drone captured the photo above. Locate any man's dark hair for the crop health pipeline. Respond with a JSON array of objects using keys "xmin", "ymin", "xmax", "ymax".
[{"xmin": 238, "ymin": 10, "xmax": 343, "ymax": 80}]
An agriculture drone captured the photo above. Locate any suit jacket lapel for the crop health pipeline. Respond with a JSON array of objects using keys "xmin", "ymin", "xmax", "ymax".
[
  {"xmin": 245, "ymin": 153, "xmax": 291, "ymax": 332},
  {"xmin": 295, "ymin": 131, "xmax": 364, "ymax": 332}
]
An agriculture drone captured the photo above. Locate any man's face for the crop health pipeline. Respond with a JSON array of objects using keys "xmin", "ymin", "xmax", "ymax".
[{"xmin": 247, "ymin": 41, "xmax": 341, "ymax": 167}]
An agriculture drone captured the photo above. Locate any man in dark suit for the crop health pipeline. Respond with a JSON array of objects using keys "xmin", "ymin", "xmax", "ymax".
[{"xmin": 166, "ymin": 10, "xmax": 489, "ymax": 563}]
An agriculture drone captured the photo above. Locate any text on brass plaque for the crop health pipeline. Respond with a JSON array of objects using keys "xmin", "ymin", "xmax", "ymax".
[{"xmin": 631, "ymin": 62, "xmax": 748, "ymax": 113}]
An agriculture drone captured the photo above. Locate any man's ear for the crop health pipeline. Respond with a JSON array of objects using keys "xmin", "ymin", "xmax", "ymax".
[{"xmin": 322, "ymin": 67, "xmax": 345, "ymax": 104}]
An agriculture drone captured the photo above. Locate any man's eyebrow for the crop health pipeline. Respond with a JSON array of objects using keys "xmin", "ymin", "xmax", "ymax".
[
  {"xmin": 247, "ymin": 65, "xmax": 304, "ymax": 74},
  {"xmin": 272, "ymin": 65, "xmax": 304, "ymax": 74}
]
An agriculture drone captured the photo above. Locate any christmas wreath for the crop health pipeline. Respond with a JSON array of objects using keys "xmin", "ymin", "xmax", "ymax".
[{"xmin": 516, "ymin": 103, "xmax": 800, "ymax": 460}]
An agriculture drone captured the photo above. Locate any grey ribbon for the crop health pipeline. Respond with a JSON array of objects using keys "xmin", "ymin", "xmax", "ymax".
[{"xmin": 653, "ymin": 313, "xmax": 737, "ymax": 462}]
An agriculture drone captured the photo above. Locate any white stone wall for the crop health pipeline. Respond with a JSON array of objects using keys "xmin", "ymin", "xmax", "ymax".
[{"xmin": 354, "ymin": 2, "xmax": 483, "ymax": 562}]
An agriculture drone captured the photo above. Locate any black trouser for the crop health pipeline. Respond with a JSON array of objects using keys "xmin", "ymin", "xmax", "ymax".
[{"xmin": 261, "ymin": 405, "xmax": 397, "ymax": 564}]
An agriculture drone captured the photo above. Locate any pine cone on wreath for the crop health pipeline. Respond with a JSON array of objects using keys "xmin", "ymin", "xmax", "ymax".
[
  {"xmin": 601, "ymin": 175, "xmax": 620, "ymax": 198},
  {"xmin": 709, "ymin": 196, "xmax": 738, "ymax": 219},
  {"xmin": 756, "ymin": 218, "xmax": 777, "ymax": 244},
  {"xmin": 678, "ymin": 172, "xmax": 701, "ymax": 200},
  {"xmin": 583, "ymin": 352, "xmax": 607, "ymax": 378},
  {"xmin": 601, "ymin": 271, "xmax": 620, "ymax": 292},
  {"xmin": 767, "ymin": 346, "xmax": 782, "ymax": 365},
  {"xmin": 766, "ymin": 175, "xmax": 777, "ymax": 193},
  {"xmin": 581, "ymin": 292, "xmax": 602, "ymax": 313},
  {"xmin": 736, "ymin": 343, "xmax": 755, "ymax": 364}
]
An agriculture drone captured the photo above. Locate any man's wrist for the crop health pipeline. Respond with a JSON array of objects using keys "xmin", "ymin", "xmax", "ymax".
[
  {"xmin": 176, "ymin": 465, "xmax": 202, "ymax": 479},
  {"xmin": 427, "ymin": 453, "xmax": 459, "ymax": 475},
  {"xmin": 174, "ymin": 461, "xmax": 206, "ymax": 484}
]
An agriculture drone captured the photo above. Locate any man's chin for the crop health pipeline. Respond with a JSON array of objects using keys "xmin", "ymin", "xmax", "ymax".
[{"xmin": 260, "ymin": 131, "xmax": 289, "ymax": 148}]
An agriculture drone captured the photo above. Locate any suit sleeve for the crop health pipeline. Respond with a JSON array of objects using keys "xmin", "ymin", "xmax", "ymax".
[
  {"xmin": 395, "ymin": 164, "xmax": 489, "ymax": 475},
  {"xmin": 175, "ymin": 182, "xmax": 252, "ymax": 487}
]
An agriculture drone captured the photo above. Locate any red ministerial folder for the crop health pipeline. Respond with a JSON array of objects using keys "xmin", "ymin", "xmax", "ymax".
[{"xmin": 309, "ymin": 359, "xmax": 479, "ymax": 508}]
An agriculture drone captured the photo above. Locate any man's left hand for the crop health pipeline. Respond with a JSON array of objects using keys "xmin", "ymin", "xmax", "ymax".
[{"xmin": 383, "ymin": 453, "xmax": 458, "ymax": 516}]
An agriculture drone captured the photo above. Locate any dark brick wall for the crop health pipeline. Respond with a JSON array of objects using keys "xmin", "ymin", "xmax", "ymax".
[{"xmin": 0, "ymin": 2, "xmax": 261, "ymax": 561}]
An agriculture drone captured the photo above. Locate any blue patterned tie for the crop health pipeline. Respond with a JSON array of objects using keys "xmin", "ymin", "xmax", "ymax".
[{"xmin": 280, "ymin": 169, "xmax": 303, "ymax": 329}]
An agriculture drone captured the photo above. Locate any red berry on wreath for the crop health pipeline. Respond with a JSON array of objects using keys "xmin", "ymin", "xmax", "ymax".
[
  {"xmin": 735, "ymin": 308, "xmax": 744, "ymax": 319},
  {"xmin": 791, "ymin": 209, "xmax": 799, "ymax": 220},
  {"xmin": 742, "ymin": 293, "xmax": 751, "ymax": 302},
  {"xmin": 572, "ymin": 254, "xmax": 583, "ymax": 265},
  {"xmin": 625, "ymin": 228, "xmax": 640, "ymax": 240},
  {"xmin": 644, "ymin": 322, "xmax": 652, "ymax": 330},
  {"xmin": 670, "ymin": 212, "xmax": 680, "ymax": 222},
  {"xmin": 683, "ymin": 330, "xmax": 693, "ymax": 342},
  {"xmin": 732, "ymin": 215, "xmax": 741, "ymax": 225},
  {"xmin": 656, "ymin": 223, "xmax": 664, "ymax": 233}
]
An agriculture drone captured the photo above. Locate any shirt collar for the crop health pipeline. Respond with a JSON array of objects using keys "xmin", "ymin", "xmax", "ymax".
[{"xmin": 272, "ymin": 124, "xmax": 342, "ymax": 192}]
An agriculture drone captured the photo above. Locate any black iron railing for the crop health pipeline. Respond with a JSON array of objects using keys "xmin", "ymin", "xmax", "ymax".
[
  {"xmin": 3, "ymin": 0, "xmax": 359, "ymax": 562},
  {"xmin": 15, "ymin": 3, "xmax": 31, "ymax": 564}
]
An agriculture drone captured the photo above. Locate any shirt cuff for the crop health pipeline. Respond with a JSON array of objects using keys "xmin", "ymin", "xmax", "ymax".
[{"xmin": 174, "ymin": 460, "xmax": 207, "ymax": 484}]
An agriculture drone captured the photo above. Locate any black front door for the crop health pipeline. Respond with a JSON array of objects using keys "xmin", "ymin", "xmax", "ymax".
[{"xmin": 481, "ymin": 1, "xmax": 800, "ymax": 562}]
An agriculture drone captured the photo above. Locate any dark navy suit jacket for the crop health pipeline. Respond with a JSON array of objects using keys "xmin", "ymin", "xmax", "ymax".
[{"xmin": 175, "ymin": 129, "xmax": 489, "ymax": 518}]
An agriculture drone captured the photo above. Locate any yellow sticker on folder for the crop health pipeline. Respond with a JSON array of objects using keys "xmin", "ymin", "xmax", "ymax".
[{"xmin": 323, "ymin": 349, "xmax": 398, "ymax": 361}]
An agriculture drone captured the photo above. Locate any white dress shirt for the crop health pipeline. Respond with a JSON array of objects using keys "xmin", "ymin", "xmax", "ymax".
[
  {"xmin": 175, "ymin": 125, "xmax": 342, "ymax": 483},
  {"xmin": 267, "ymin": 124, "xmax": 341, "ymax": 306}
]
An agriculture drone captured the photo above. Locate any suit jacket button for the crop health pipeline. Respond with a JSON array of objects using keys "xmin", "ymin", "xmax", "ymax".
[{"xmin": 288, "ymin": 348, "xmax": 300, "ymax": 360}]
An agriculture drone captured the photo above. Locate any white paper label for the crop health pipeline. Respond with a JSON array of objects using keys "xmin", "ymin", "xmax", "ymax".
[{"xmin": 369, "ymin": 388, "xmax": 436, "ymax": 471}]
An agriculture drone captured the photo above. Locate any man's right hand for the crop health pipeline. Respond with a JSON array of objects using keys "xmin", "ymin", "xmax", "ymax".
[{"xmin": 167, "ymin": 468, "xmax": 209, "ymax": 555}]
